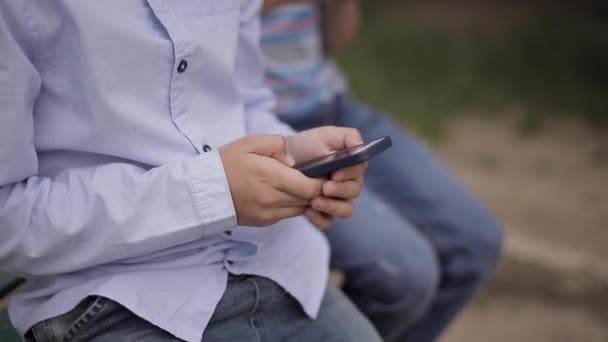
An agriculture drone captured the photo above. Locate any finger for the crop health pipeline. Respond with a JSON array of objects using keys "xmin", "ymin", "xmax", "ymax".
[
  {"xmin": 278, "ymin": 191, "xmax": 311, "ymax": 207},
  {"xmin": 243, "ymin": 134, "xmax": 295, "ymax": 167},
  {"xmin": 257, "ymin": 188, "xmax": 311, "ymax": 209},
  {"xmin": 322, "ymin": 180, "xmax": 363, "ymax": 200},
  {"xmin": 343, "ymin": 127, "xmax": 364, "ymax": 148},
  {"xmin": 311, "ymin": 197, "xmax": 355, "ymax": 218},
  {"xmin": 272, "ymin": 206, "xmax": 308, "ymax": 221},
  {"xmin": 270, "ymin": 161, "xmax": 325, "ymax": 200},
  {"xmin": 331, "ymin": 162, "xmax": 368, "ymax": 182},
  {"xmin": 305, "ymin": 208, "xmax": 334, "ymax": 229},
  {"xmin": 319, "ymin": 126, "xmax": 364, "ymax": 150}
]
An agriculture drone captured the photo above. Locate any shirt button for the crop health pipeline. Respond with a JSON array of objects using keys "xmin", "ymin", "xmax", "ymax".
[
  {"xmin": 177, "ymin": 59, "xmax": 188, "ymax": 73},
  {"xmin": 202, "ymin": 144, "xmax": 212, "ymax": 152}
]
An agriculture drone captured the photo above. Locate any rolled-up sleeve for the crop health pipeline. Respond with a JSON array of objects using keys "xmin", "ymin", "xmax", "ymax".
[{"xmin": 0, "ymin": 9, "xmax": 236, "ymax": 277}]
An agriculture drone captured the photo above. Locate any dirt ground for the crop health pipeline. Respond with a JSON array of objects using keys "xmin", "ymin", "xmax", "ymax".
[
  {"xmin": 431, "ymin": 115, "xmax": 608, "ymax": 341},
  {"xmin": 436, "ymin": 115, "xmax": 608, "ymax": 257},
  {"xmin": 441, "ymin": 293, "xmax": 608, "ymax": 342},
  {"xmin": 388, "ymin": 2, "xmax": 608, "ymax": 338}
]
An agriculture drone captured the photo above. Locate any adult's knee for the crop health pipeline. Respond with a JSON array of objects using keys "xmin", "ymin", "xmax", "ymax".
[
  {"xmin": 348, "ymin": 240, "xmax": 440, "ymax": 323},
  {"xmin": 381, "ymin": 255, "xmax": 439, "ymax": 316},
  {"xmin": 477, "ymin": 213, "xmax": 503, "ymax": 276},
  {"xmin": 447, "ymin": 206, "xmax": 504, "ymax": 288}
]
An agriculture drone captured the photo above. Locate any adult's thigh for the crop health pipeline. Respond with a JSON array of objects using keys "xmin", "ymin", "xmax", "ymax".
[
  {"xmin": 325, "ymin": 188, "xmax": 439, "ymax": 320},
  {"xmin": 334, "ymin": 96, "xmax": 502, "ymax": 283}
]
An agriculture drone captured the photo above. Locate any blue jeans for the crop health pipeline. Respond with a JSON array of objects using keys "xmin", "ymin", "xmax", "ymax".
[
  {"xmin": 26, "ymin": 275, "xmax": 382, "ymax": 341},
  {"xmin": 281, "ymin": 94, "xmax": 503, "ymax": 342}
]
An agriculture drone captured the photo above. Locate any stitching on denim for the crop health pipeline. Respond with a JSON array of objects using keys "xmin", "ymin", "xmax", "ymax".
[
  {"xmin": 248, "ymin": 315, "xmax": 262, "ymax": 342},
  {"xmin": 62, "ymin": 297, "xmax": 107, "ymax": 341},
  {"xmin": 246, "ymin": 278, "xmax": 262, "ymax": 342},
  {"xmin": 40, "ymin": 318, "xmax": 57, "ymax": 342},
  {"xmin": 249, "ymin": 280, "xmax": 290, "ymax": 316},
  {"xmin": 29, "ymin": 324, "xmax": 43, "ymax": 342},
  {"xmin": 246, "ymin": 278, "xmax": 261, "ymax": 316}
]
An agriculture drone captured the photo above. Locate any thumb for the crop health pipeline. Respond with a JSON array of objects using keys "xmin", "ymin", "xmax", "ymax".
[
  {"xmin": 243, "ymin": 134, "xmax": 295, "ymax": 167},
  {"xmin": 344, "ymin": 128, "xmax": 364, "ymax": 148},
  {"xmin": 321, "ymin": 126, "xmax": 364, "ymax": 150}
]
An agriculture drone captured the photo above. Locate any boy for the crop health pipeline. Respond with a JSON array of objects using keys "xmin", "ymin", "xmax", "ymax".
[{"xmin": 0, "ymin": 1, "xmax": 379, "ymax": 341}]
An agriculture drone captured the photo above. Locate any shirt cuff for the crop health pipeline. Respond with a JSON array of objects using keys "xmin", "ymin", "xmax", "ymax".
[{"xmin": 184, "ymin": 151, "xmax": 238, "ymax": 237}]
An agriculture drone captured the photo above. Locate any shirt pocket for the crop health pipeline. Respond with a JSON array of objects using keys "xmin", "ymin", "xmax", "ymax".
[{"xmin": 172, "ymin": 0, "xmax": 239, "ymax": 17}]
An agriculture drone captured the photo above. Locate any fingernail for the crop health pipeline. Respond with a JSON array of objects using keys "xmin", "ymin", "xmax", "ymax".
[
  {"xmin": 286, "ymin": 153, "xmax": 295, "ymax": 167},
  {"xmin": 312, "ymin": 199, "xmax": 323, "ymax": 210}
]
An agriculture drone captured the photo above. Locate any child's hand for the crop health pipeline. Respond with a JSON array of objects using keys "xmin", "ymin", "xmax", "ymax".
[
  {"xmin": 220, "ymin": 135, "xmax": 324, "ymax": 227},
  {"xmin": 287, "ymin": 126, "xmax": 367, "ymax": 228}
]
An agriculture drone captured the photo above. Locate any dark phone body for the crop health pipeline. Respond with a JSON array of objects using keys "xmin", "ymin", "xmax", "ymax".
[{"xmin": 295, "ymin": 136, "xmax": 392, "ymax": 177}]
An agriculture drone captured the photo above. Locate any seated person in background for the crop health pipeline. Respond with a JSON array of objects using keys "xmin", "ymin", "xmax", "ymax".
[
  {"xmin": 0, "ymin": 1, "xmax": 380, "ymax": 341},
  {"xmin": 261, "ymin": 1, "xmax": 504, "ymax": 341}
]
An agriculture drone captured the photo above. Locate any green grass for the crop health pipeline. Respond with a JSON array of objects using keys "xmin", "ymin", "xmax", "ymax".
[
  {"xmin": 337, "ymin": 3, "xmax": 608, "ymax": 138},
  {"xmin": 0, "ymin": 310, "xmax": 20, "ymax": 342},
  {"xmin": 0, "ymin": 273, "xmax": 20, "ymax": 341}
]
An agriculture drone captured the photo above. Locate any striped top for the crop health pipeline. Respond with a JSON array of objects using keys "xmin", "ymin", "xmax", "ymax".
[{"xmin": 261, "ymin": 3, "xmax": 346, "ymax": 116}]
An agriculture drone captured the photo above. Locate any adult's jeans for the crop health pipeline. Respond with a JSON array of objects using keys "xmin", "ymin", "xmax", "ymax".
[{"xmin": 281, "ymin": 94, "xmax": 503, "ymax": 342}]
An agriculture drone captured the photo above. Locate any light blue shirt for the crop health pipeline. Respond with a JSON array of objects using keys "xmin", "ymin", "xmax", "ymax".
[{"xmin": 0, "ymin": 1, "xmax": 329, "ymax": 341}]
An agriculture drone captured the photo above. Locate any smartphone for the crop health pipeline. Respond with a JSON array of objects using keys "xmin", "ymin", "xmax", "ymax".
[{"xmin": 295, "ymin": 136, "xmax": 392, "ymax": 177}]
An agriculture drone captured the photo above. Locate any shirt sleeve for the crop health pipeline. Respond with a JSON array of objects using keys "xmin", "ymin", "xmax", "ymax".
[
  {"xmin": 236, "ymin": 0, "xmax": 297, "ymax": 137},
  {"xmin": 0, "ymin": 8, "xmax": 237, "ymax": 277}
]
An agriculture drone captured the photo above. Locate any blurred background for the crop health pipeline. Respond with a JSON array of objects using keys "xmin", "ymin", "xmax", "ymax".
[{"xmin": 338, "ymin": 0, "xmax": 607, "ymax": 341}]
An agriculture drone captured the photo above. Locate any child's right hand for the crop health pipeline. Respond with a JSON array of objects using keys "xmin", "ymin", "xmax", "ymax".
[{"xmin": 219, "ymin": 135, "xmax": 324, "ymax": 227}]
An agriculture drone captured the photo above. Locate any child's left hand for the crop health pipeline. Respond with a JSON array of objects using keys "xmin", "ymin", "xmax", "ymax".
[{"xmin": 287, "ymin": 126, "xmax": 368, "ymax": 228}]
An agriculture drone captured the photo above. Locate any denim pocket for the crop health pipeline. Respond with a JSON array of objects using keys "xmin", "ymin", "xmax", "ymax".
[
  {"xmin": 61, "ymin": 297, "xmax": 108, "ymax": 341},
  {"xmin": 28, "ymin": 296, "xmax": 108, "ymax": 342}
]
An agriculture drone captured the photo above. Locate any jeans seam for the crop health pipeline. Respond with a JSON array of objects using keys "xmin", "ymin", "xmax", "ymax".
[
  {"xmin": 29, "ymin": 324, "xmax": 42, "ymax": 342},
  {"xmin": 62, "ymin": 297, "xmax": 107, "ymax": 341},
  {"xmin": 41, "ymin": 319, "xmax": 56, "ymax": 342},
  {"xmin": 246, "ymin": 278, "xmax": 262, "ymax": 342},
  {"xmin": 246, "ymin": 278, "xmax": 261, "ymax": 316}
]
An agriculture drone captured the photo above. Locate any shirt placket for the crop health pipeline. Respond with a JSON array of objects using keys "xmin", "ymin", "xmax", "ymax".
[{"xmin": 146, "ymin": 0, "xmax": 211, "ymax": 154}]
